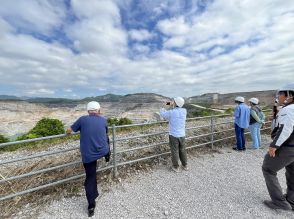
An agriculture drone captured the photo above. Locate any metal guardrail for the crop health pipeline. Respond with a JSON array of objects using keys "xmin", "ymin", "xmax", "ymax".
[{"xmin": 0, "ymin": 113, "xmax": 272, "ymax": 202}]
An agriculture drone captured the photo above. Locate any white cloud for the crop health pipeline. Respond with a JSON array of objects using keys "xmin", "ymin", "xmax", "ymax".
[
  {"xmin": 0, "ymin": 0, "xmax": 66, "ymax": 34},
  {"xmin": 0, "ymin": 0, "xmax": 294, "ymax": 98},
  {"xmin": 129, "ymin": 29, "xmax": 153, "ymax": 41},
  {"xmin": 157, "ymin": 16, "xmax": 189, "ymax": 36},
  {"xmin": 66, "ymin": 0, "xmax": 127, "ymax": 54}
]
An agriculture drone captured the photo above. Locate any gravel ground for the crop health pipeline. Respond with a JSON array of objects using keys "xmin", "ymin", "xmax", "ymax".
[{"xmin": 17, "ymin": 146, "xmax": 294, "ymax": 219}]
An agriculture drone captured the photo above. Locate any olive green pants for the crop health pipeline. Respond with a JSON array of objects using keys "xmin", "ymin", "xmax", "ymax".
[{"xmin": 169, "ymin": 135, "xmax": 187, "ymax": 168}]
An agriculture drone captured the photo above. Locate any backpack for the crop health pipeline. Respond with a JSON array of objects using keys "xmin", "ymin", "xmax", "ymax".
[{"xmin": 258, "ymin": 110, "xmax": 265, "ymax": 121}]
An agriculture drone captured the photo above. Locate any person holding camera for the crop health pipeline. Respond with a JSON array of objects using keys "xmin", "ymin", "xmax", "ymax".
[
  {"xmin": 160, "ymin": 97, "xmax": 187, "ymax": 172},
  {"xmin": 66, "ymin": 101, "xmax": 110, "ymax": 217}
]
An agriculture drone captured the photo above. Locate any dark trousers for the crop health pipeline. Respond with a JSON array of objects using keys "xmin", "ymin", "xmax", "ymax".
[
  {"xmin": 83, "ymin": 160, "xmax": 99, "ymax": 207},
  {"xmin": 262, "ymin": 147, "xmax": 294, "ymax": 209},
  {"xmin": 169, "ymin": 135, "xmax": 187, "ymax": 168},
  {"xmin": 234, "ymin": 123, "xmax": 246, "ymax": 149}
]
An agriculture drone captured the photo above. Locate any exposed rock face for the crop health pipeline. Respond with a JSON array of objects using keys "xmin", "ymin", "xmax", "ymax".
[{"xmin": 0, "ymin": 99, "xmax": 165, "ymax": 138}]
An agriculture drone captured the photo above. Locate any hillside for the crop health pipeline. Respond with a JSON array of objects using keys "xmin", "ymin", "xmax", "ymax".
[{"xmin": 188, "ymin": 90, "xmax": 276, "ymax": 106}]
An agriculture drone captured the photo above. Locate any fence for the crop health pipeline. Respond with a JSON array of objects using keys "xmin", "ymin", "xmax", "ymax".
[{"xmin": 0, "ymin": 114, "xmax": 272, "ymax": 202}]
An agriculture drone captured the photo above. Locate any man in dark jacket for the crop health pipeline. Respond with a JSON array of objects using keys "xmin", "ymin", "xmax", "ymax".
[{"xmin": 67, "ymin": 101, "xmax": 110, "ymax": 217}]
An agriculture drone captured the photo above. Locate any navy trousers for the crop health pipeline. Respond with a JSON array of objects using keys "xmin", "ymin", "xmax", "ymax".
[
  {"xmin": 234, "ymin": 123, "xmax": 246, "ymax": 150},
  {"xmin": 83, "ymin": 160, "xmax": 99, "ymax": 207}
]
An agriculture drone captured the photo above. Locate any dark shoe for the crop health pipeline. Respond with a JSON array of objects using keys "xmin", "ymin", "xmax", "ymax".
[
  {"xmin": 233, "ymin": 147, "xmax": 243, "ymax": 151},
  {"xmin": 284, "ymin": 194, "xmax": 294, "ymax": 210},
  {"xmin": 88, "ymin": 208, "xmax": 95, "ymax": 217},
  {"xmin": 263, "ymin": 200, "xmax": 292, "ymax": 210},
  {"xmin": 88, "ymin": 202, "xmax": 96, "ymax": 217}
]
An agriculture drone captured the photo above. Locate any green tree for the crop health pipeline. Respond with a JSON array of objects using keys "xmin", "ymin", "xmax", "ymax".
[
  {"xmin": 0, "ymin": 134, "xmax": 9, "ymax": 143},
  {"xmin": 17, "ymin": 118, "xmax": 64, "ymax": 140}
]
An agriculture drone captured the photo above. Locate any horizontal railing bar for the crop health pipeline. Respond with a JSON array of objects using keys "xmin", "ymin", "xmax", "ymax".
[
  {"xmin": 214, "ymin": 121, "xmax": 234, "ymax": 125},
  {"xmin": 117, "ymin": 141, "xmax": 213, "ymax": 167},
  {"xmin": 186, "ymin": 133, "xmax": 211, "ymax": 140},
  {"xmin": 117, "ymin": 152, "xmax": 171, "ymax": 167},
  {"xmin": 186, "ymin": 141, "xmax": 211, "ymax": 149},
  {"xmin": 0, "ymin": 165, "xmax": 113, "ymax": 202},
  {"xmin": 186, "ymin": 124, "xmax": 211, "ymax": 130},
  {"xmin": 213, "ymin": 128, "xmax": 235, "ymax": 134},
  {"xmin": 0, "ymin": 160, "xmax": 82, "ymax": 183},
  {"xmin": 0, "ymin": 147, "xmax": 79, "ymax": 165},
  {"xmin": 0, "ymin": 134, "xmax": 68, "ymax": 148},
  {"xmin": 117, "ymin": 141, "xmax": 169, "ymax": 153},
  {"xmin": 115, "ymin": 131, "xmax": 168, "ymax": 142}
]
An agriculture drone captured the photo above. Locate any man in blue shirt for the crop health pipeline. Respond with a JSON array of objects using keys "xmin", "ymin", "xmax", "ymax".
[
  {"xmin": 233, "ymin": 96, "xmax": 250, "ymax": 151},
  {"xmin": 67, "ymin": 101, "xmax": 110, "ymax": 217},
  {"xmin": 160, "ymin": 97, "xmax": 187, "ymax": 172}
]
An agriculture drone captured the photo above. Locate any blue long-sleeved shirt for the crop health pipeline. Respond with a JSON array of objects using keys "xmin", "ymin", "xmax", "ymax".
[
  {"xmin": 160, "ymin": 107, "xmax": 187, "ymax": 137},
  {"xmin": 234, "ymin": 103, "xmax": 250, "ymax": 128},
  {"xmin": 71, "ymin": 114, "xmax": 109, "ymax": 163}
]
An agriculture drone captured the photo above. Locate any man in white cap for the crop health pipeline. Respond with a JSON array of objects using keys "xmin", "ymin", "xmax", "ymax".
[
  {"xmin": 67, "ymin": 101, "xmax": 110, "ymax": 217},
  {"xmin": 160, "ymin": 97, "xmax": 188, "ymax": 172},
  {"xmin": 233, "ymin": 96, "xmax": 250, "ymax": 151}
]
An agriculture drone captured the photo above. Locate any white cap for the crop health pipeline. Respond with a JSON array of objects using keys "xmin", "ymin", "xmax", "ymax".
[
  {"xmin": 249, "ymin": 97, "xmax": 259, "ymax": 105},
  {"xmin": 87, "ymin": 101, "xmax": 100, "ymax": 111},
  {"xmin": 174, "ymin": 97, "xmax": 185, "ymax": 107},
  {"xmin": 235, "ymin": 96, "xmax": 244, "ymax": 103}
]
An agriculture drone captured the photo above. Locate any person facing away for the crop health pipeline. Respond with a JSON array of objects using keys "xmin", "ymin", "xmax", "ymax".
[
  {"xmin": 262, "ymin": 84, "xmax": 294, "ymax": 211},
  {"xmin": 66, "ymin": 101, "xmax": 110, "ymax": 217},
  {"xmin": 248, "ymin": 97, "xmax": 265, "ymax": 149},
  {"xmin": 159, "ymin": 97, "xmax": 188, "ymax": 173},
  {"xmin": 233, "ymin": 96, "xmax": 250, "ymax": 151}
]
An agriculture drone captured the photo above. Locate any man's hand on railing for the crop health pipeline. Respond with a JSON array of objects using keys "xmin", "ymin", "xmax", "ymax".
[{"xmin": 66, "ymin": 128, "xmax": 72, "ymax": 135}]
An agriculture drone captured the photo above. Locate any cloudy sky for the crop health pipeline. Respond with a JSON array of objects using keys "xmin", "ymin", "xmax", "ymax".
[{"xmin": 0, "ymin": 0, "xmax": 293, "ymax": 98}]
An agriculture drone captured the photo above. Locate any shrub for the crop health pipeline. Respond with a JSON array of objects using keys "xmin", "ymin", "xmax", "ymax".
[
  {"xmin": 225, "ymin": 108, "xmax": 234, "ymax": 114},
  {"xmin": 107, "ymin": 117, "xmax": 119, "ymax": 126},
  {"xmin": 118, "ymin": 117, "xmax": 132, "ymax": 125},
  {"xmin": 107, "ymin": 117, "xmax": 132, "ymax": 126},
  {"xmin": 17, "ymin": 118, "xmax": 65, "ymax": 140},
  {"xmin": 0, "ymin": 134, "xmax": 9, "ymax": 143}
]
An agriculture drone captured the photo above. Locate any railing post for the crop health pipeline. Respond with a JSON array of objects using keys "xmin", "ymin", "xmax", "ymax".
[
  {"xmin": 112, "ymin": 124, "xmax": 118, "ymax": 178},
  {"xmin": 210, "ymin": 115, "xmax": 214, "ymax": 149}
]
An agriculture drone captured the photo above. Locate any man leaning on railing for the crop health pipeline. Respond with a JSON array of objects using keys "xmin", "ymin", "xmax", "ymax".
[{"xmin": 66, "ymin": 101, "xmax": 110, "ymax": 217}]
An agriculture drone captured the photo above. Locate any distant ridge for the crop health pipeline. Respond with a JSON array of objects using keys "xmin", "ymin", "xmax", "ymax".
[
  {"xmin": 0, "ymin": 95, "xmax": 21, "ymax": 101},
  {"xmin": 188, "ymin": 90, "xmax": 276, "ymax": 106},
  {"xmin": 1, "ymin": 90, "xmax": 276, "ymax": 106}
]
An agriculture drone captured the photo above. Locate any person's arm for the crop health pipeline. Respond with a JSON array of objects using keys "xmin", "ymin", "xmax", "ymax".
[
  {"xmin": 269, "ymin": 109, "xmax": 294, "ymax": 157},
  {"xmin": 159, "ymin": 108, "xmax": 171, "ymax": 120},
  {"xmin": 234, "ymin": 106, "xmax": 240, "ymax": 118},
  {"xmin": 67, "ymin": 118, "xmax": 81, "ymax": 134},
  {"xmin": 250, "ymin": 110, "xmax": 262, "ymax": 123}
]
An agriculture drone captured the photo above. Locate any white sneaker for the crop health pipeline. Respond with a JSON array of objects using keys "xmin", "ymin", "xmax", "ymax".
[
  {"xmin": 171, "ymin": 166, "xmax": 180, "ymax": 173},
  {"xmin": 182, "ymin": 165, "xmax": 189, "ymax": 171}
]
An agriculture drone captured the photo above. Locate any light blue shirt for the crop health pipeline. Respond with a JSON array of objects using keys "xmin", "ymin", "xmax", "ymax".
[
  {"xmin": 234, "ymin": 103, "xmax": 250, "ymax": 128},
  {"xmin": 160, "ymin": 107, "xmax": 187, "ymax": 137}
]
